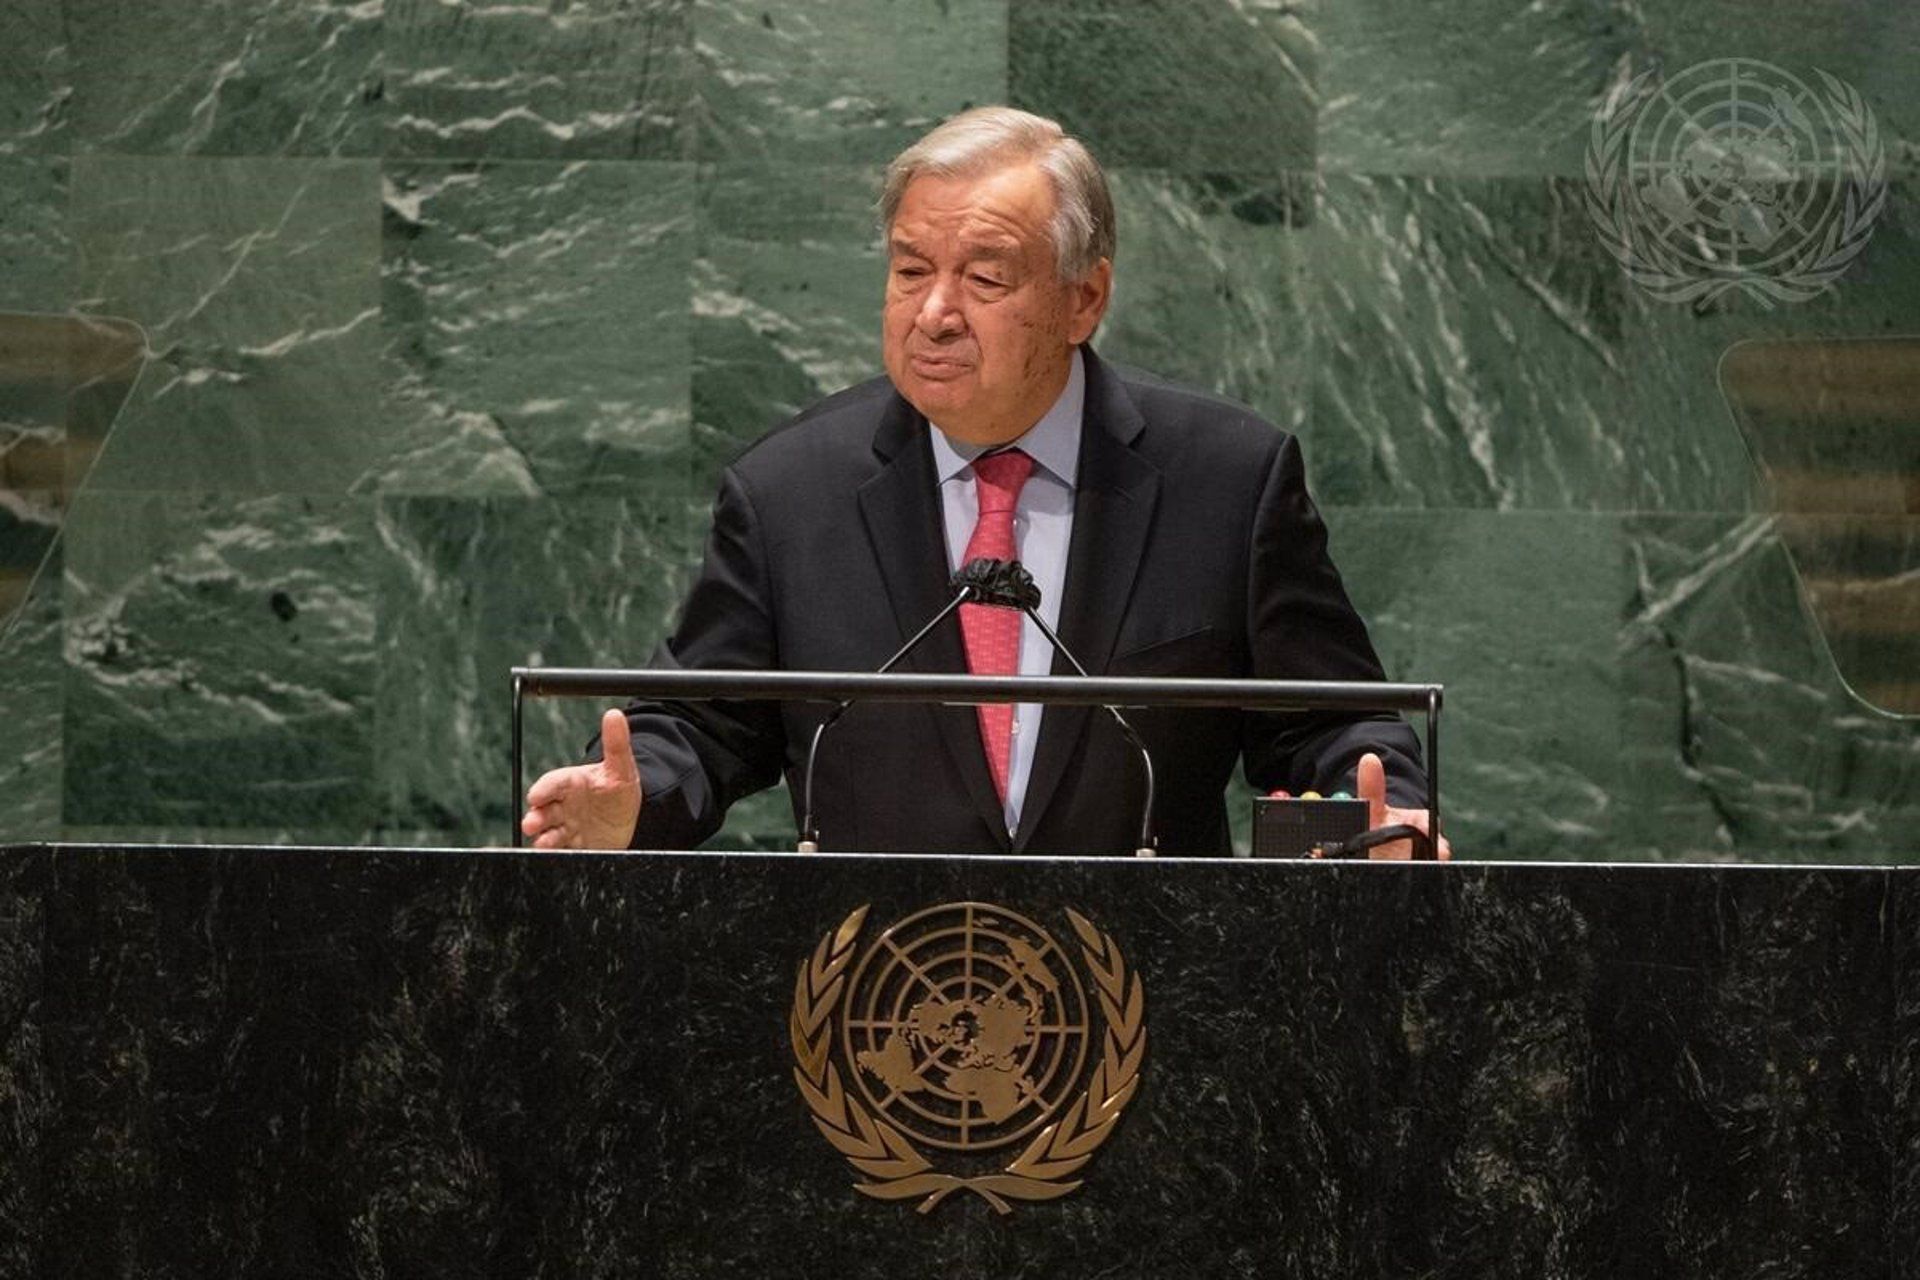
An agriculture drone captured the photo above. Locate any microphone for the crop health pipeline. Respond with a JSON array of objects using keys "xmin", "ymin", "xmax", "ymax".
[
  {"xmin": 950, "ymin": 556, "xmax": 1041, "ymax": 610},
  {"xmin": 797, "ymin": 557, "xmax": 1160, "ymax": 859}
]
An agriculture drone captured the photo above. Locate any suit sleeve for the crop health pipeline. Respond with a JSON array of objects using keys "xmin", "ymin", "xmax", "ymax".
[
  {"xmin": 596, "ymin": 466, "xmax": 788, "ymax": 849},
  {"xmin": 1242, "ymin": 433, "xmax": 1428, "ymax": 807}
]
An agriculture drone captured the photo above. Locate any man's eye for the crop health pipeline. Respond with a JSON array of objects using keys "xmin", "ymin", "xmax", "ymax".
[
  {"xmin": 894, "ymin": 265, "xmax": 929, "ymax": 280},
  {"xmin": 970, "ymin": 275, "xmax": 1006, "ymax": 289}
]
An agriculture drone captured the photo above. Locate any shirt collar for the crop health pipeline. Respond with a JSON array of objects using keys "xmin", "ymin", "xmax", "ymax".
[{"xmin": 927, "ymin": 347, "xmax": 1084, "ymax": 489}]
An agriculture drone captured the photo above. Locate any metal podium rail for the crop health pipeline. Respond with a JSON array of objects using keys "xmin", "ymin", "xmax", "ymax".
[{"xmin": 509, "ymin": 667, "xmax": 1443, "ymax": 855}]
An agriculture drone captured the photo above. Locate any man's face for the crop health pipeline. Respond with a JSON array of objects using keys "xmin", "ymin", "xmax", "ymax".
[{"xmin": 882, "ymin": 161, "xmax": 1111, "ymax": 446}]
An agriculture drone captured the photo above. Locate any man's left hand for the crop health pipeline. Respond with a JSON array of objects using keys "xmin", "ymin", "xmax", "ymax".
[{"xmin": 1354, "ymin": 751, "xmax": 1452, "ymax": 861}]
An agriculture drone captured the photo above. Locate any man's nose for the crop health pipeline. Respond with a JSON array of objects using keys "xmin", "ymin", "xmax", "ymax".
[{"xmin": 915, "ymin": 278, "xmax": 965, "ymax": 337}]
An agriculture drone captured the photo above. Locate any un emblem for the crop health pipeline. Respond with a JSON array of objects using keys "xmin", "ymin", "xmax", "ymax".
[
  {"xmin": 791, "ymin": 902, "xmax": 1146, "ymax": 1214},
  {"xmin": 1584, "ymin": 58, "xmax": 1886, "ymax": 307}
]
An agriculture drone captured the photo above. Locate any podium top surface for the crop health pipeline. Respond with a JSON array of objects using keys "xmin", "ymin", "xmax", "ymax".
[{"xmin": 4, "ymin": 840, "xmax": 1915, "ymax": 874}]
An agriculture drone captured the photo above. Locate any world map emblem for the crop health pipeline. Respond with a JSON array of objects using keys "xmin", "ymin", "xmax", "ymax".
[
  {"xmin": 790, "ymin": 902, "xmax": 1146, "ymax": 1214},
  {"xmin": 1584, "ymin": 58, "xmax": 1886, "ymax": 307}
]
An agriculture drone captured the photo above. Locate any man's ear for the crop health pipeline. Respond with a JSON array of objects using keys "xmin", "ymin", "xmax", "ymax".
[{"xmin": 1066, "ymin": 258, "xmax": 1113, "ymax": 345}]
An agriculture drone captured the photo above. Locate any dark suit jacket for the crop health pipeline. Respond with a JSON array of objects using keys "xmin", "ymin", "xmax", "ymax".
[{"xmin": 619, "ymin": 348, "xmax": 1424, "ymax": 855}]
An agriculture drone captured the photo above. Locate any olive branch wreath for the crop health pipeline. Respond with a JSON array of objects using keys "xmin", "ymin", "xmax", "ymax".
[
  {"xmin": 790, "ymin": 904, "xmax": 1147, "ymax": 1215},
  {"xmin": 1584, "ymin": 65, "xmax": 1886, "ymax": 309}
]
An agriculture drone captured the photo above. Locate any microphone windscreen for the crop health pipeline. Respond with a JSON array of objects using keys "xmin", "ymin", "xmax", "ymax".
[{"xmin": 954, "ymin": 558, "xmax": 1041, "ymax": 610}]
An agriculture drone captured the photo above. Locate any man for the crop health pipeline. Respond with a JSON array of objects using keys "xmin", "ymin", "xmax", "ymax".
[{"xmin": 522, "ymin": 107, "xmax": 1446, "ymax": 859}]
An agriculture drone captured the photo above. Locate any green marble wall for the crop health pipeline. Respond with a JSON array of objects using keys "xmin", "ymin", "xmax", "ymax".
[{"xmin": 2, "ymin": 0, "xmax": 1916, "ymax": 859}]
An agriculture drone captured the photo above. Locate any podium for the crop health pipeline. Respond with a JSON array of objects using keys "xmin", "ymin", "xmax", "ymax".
[{"xmin": 0, "ymin": 843, "xmax": 1908, "ymax": 1276}]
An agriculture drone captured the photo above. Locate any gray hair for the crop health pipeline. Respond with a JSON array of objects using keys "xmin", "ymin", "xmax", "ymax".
[{"xmin": 880, "ymin": 106, "xmax": 1116, "ymax": 281}]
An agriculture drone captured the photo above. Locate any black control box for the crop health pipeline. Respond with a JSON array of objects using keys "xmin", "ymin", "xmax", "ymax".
[{"xmin": 1251, "ymin": 796, "xmax": 1368, "ymax": 858}]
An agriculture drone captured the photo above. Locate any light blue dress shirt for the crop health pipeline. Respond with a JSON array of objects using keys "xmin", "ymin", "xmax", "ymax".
[{"xmin": 927, "ymin": 348, "xmax": 1084, "ymax": 837}]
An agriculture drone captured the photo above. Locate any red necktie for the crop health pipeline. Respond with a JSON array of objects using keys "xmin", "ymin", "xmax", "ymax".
[{"xmin": 958, "ymin": 449, "xmax": 1035, "ymax": 805}]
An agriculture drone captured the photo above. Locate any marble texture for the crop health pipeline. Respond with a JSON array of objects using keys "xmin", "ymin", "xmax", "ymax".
[
  {"xmin": 1010, "ymin": 0, "xmax": 1316, "ymax": 172},
  {"xmin": 1298, "ymin": 173, "xmax": 1917, "ymax": 515},
  {"xmin": 1896, "ymin": 871, "xmax": 1920, "ymax": 1270},
  {"xmin": 69, "ymin": 156, "xmax": 382, "ymax": 495},
  {"xmin": 372, "ymin": 160, "xmax": 695, "ymax": 498},
  {"xmin": 2, "ymin": 315, "xmax": 146, "ymax": 845},
  {"xmin": 0, "ymin": 479, "xmax": 58, "ymax": 618},
  {"xmin": 694, "ymin": 0, "xmax": 1008, "ymax": 164},
  {"xmin": 1621, "ymin": 515, "xmax": 1920, "ymax": 861},
  {"xmin": 370, "ymin": 493, "xmax": 691, "ymax": 843},
  {"xmin": 387, "ymin": 0, "xmax": 695, "ymax": 160},
  {"xmin": 1100, "ymin": 172, "xmax": 1313, "ymax": 431},
  {"xmin": 0, "ymin": 0, "xmax": 67, "ymax": 156},
  {"xmin": 1328, "ymin": 509, "xmax": 1626, "ymax": 860},
  {"xmin": 0, "ymin": 321, "xmax": 69, "ymax": 642},
  {"xmin": 1299, "ymin": 175, "xmax": 1642, "ymax": 511},
  {"xmin": 690, "ymin": 162, "xmax": 886, "ymax": 489},
  {"xmin": 0, "ymin": 563, "xmax": 62, "ymax": 840},
  {"xmin": 1615, "ymin": 179, "xmax": 1919, "ymax": 514},
  {"xmin": 60, "ymin": 492, "xmax": 378, "ymax": 831},
  {"xmin": 64, "ymin": 0, "xmax": 382, "ymax": 157},
  {"xmin": 1320, "ymin": 2, "xmax": 1920, "ymax": 179},
  {"xmin": 1630, "ymin": 0, "xmax": 1920, "ymax": 178},
  {"xmin": 0, "ymin": 847, "xmax": 45, "ymax": 1276},
  {"xmin": 1318, "ymin": 0, "xmax": 1629, "ymax": 178},
  {"xmin": 0, "ymin": 846, "xmax": 1906, "ymax": 1276},
  {"xmin": 0, "ymin": 158, "xmax": 71, "ymax": 312},
  {"xmin": 0, "ymin": 1, "xmax": 1916, "ymax": 858},
  {"xmin": 1766, "ymin": 513, "xmax": 1920, "ymax": 717}
]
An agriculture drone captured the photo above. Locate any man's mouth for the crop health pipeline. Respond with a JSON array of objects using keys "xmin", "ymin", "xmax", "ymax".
[{"xmin": 909, "ymin": 354, "xmax": 972, "ymax": 378}]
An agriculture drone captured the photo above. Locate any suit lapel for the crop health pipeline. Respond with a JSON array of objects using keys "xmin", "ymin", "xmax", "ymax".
[
  {"xmin": 856, "ymin": 393, "xmax": 1011, "ymax": 849},
  {"xmin": 1014, "ymin": 350, "xmax": 1161, "ymax": 852}
]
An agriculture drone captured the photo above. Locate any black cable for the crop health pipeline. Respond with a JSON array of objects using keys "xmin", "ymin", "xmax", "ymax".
[{"xmin": 1309, "ymin": 823, "xmax": 1431, "ymax": 860}]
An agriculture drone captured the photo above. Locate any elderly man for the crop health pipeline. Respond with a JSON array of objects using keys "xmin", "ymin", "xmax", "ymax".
[{"xmin": 522, "ymin": 106, "xmax": 1443, "ymax": 858}]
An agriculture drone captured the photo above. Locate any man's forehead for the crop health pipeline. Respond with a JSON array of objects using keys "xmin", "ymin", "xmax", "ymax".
[
  {"xmin": 889, "ymin": 231, "xmax": 1023, "ymax": 261},
  {"xmin": 893, "ymin": 164, "xmax": 1052, "ymax": 239}
]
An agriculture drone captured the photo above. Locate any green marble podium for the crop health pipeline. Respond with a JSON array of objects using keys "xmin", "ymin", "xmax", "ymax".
[{"xmin": 1, "ymin": 844, "xmax": 1911, "ymax": 1278}]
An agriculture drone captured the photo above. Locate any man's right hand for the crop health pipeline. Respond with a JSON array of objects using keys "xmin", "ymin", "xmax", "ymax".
[{"xmin": 520, "ymin": 708, "xmax": 643, "ymax": 850}]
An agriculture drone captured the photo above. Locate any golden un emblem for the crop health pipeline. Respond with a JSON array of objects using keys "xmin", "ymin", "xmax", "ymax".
[{"xmin": 790, "ymin": 901, "xmax": 1146, "ymax": 1214}]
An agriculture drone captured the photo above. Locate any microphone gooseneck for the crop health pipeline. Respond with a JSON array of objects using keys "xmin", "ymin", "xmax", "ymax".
[
  {"xmin": 1015, "ymin": 597, "xmax": 1159, "ymax": 858},
  {"xmin": 797, "ymin": 576, "xmax": 978, "ymax": 851}
]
